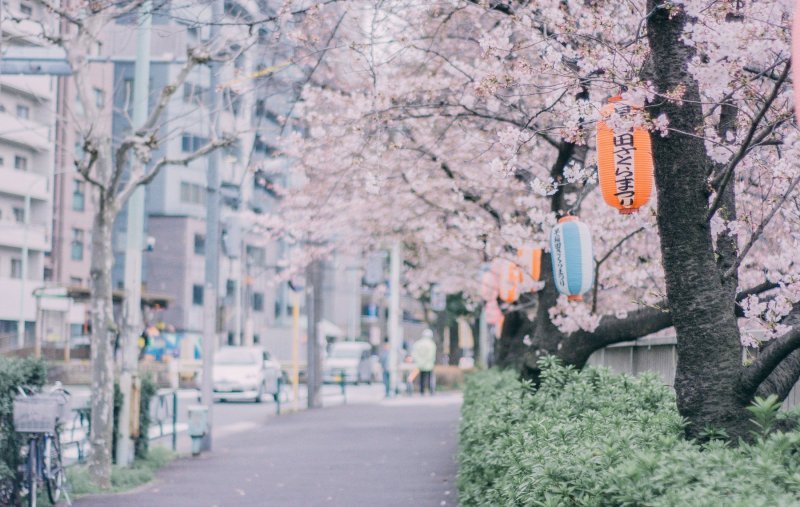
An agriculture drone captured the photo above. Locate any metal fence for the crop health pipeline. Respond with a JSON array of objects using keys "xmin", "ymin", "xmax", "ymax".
[
  {"xmin": 61, "ymin": 389, "xmax": 180, "ymax": 466},
  {"xmin": 587, "ymin": 335, "xmax": 800, "ymax": 410}
]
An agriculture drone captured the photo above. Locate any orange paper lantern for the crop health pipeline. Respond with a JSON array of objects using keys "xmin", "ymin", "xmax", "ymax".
[
  {"xmin": 494, "ymin": 258, "xmax": 523, "ymax": 303},
  {"xmin": 596, "ymin": 97, "xmax": 654, "ymax": 214},
  {"xmin": 517, "ymin": 246, "xmax": 543, "ymax": 288}
]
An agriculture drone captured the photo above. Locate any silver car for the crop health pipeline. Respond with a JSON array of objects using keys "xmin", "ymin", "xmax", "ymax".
[{"xmin": 213, "ymin": 346, "xmax": 281, "ymax": 403}]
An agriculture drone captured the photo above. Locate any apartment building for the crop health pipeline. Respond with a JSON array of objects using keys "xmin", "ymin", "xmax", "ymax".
[{"xmin": 0, "ymin": 1, "xmax": 58, "ymax": 350}]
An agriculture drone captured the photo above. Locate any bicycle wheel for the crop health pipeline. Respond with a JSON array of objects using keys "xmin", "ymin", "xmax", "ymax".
[
  {"xmin": 45, "ymin": 434, "xmax": 65, "ymax": 504},
  {"xmin": 26, "ymin": 438, "xmax": 36, "ymax": 507}
]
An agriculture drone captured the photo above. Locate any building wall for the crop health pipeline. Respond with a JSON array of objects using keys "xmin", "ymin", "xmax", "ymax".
[
  {"xmin": 0, "ymin": 3, "xmax": 58, "ymax": 346},
  {"xmin": 49, "ymin": 62, "xmax": 114, "ymax": 289}
]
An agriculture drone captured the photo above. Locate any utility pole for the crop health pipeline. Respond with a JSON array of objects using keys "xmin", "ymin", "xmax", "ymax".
[
  {"xmin": 388, "ymin": 242, "xmax": 401, "ymax": 395},
  {"xmin": 306, "ymin": 260, "xmax": 322, "ymax": 408},
  {"xmin": 200, "ymin": 0, "xmax": 222, "ymax": 452},
  {"xmin": 17, "ymin": 194, "xmax": 30, "ymax": 348},
  {"xmin": 291, "ymin": 289, "xmax": 300, "ymax": 411},
  {"xmin": 117, "ymin": 0, "xmax": 151, "ymax": 467}
]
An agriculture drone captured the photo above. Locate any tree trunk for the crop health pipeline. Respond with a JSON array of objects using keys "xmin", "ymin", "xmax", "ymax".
[
  {"xmin": 448, "ymin": 320, "xmax": 461, "ymax": 366},
  {"xmin": 495, "ymin": 303, "xmax": 531, "ymax": 370},
  {"xmin": 88, "ymin": 205, "xmax": 115, "ymax": 488},
  {"xmin": 646, "ymin": 3, "xmax": 750, "ymax": 439}
]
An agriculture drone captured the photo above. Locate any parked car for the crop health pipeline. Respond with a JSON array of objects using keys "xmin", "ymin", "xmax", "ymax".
[
  {"xmin": 213, "ymin": 346, "xmax": 281, "ymax": 403},
  {"xmin": 323, "ymin": 341, "xmax": 374, "ymax": 384}
]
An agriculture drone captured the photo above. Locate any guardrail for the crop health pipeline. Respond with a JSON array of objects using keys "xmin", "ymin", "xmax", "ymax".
[{"xmin": 61, "ymin": 389, "xmax": 180, "ymax": 466}]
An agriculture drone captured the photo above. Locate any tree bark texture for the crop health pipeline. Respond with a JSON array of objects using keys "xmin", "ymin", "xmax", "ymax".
[
  {"xmin": 88, "ymin": 206, "xmax": 115, "ymax": 488},
  {"xmin": 646, "ymin": 2, "xmax": 750, "ymax": 439}
]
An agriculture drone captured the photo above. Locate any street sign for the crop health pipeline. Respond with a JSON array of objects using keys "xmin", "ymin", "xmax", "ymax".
[{"xmin": 364, "ymin": 252, "xmax": 385, "ymax": 286}]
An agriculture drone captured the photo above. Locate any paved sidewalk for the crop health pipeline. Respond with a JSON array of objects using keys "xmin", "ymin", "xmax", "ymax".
[{"xmin": 74, "ymin": 393, "xmax": 461, "ymax": 507}]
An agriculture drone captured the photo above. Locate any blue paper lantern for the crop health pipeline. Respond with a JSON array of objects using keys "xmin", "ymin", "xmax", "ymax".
[{"xmin": 549, "ymin": 216, "xmax": 594, "ymax": 302}]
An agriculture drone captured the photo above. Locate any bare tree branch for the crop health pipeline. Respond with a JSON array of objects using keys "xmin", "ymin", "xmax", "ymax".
[
  {"xmin": 707, "ymin": 60, "xmax": 790, "ymax": 220},
  {"xmin": 114, "ymin": 134, "xmax": 236, "ymax": 211}
]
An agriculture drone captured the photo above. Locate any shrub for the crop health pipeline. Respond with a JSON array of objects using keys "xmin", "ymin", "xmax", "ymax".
[
  {"xmin": 0, "ymin": 357, "xmax": 46, "ymax": 502},
  {"xmin": 458, "ymin": 360, "xmax": 800, "ymax": 506},
  {"xmin": 135, "ymin": 375, "xmax": 157, "ymax": 459}
]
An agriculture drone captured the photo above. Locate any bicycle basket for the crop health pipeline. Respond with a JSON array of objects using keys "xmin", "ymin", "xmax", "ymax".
[{"xmin": 13, "ymin": 393, "xmax": 69, "ymax": 433}]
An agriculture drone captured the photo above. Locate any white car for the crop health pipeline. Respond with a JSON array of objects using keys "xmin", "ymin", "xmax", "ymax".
[
  {"xmin": 213, "ymin": 346, "xmax": 282, "ymax": 403},
  {"xmin": 323, "ymin": 341, "xmax": 374, "ymax": 384}
]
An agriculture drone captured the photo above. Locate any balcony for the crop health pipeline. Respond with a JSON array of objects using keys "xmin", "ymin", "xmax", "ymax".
[
  {"xmin": 0, "ymin": 221, "xmax": 49, "ymax": 251},
  {"xmin": 0, "ymin": 111, "xmax": 51, "ymax": 152},
  {"xmin": 0, "ymin": 169, "xmax": 48, "ymax": 200},
  {"xmin": 1, "ymin": 75, "xmax": 53, "ymax": 101}
]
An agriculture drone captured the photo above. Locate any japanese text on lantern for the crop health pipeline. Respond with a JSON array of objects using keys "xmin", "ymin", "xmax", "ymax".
[
  {"xmin": 612, "ymin": 104, "xmax": 635, "ymax": 208},
  {"xmin": 552, "ymin": 228, "xmax": 567, "ymax": 288}
]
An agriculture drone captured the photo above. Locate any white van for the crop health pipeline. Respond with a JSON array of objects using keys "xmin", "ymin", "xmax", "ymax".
[{"xmin": 322, "ymin": 341, "xmax": 374, "ymax": 384}]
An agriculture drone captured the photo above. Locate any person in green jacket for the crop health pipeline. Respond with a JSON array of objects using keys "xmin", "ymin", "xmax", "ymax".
[{"xmin": 411, "ymin": 329, "xmax": 437, "ymax": 395}]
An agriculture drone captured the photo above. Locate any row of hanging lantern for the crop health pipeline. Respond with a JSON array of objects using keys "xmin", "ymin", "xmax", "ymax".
[{"xmin": 479, "ymin": 94, "xmax": 655, "ymax": 306}]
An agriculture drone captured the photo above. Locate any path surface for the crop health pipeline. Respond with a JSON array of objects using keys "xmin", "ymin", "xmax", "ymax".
[{"xmin": 73, "ymin": 393, "xmax": 461, "ymax": 507}]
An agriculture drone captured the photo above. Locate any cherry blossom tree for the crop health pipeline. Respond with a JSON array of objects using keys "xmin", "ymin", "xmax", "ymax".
[
  {"xmin": 14, "ymin": 0, "xmax": 249, "ymax": 485},
  {"xmin": 269, "ymin": 0, "xmax": 798, "ymax": 439}
]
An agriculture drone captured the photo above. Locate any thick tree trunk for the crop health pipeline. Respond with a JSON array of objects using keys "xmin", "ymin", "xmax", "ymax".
[
  {"xmin": 646, "ymin": 3, "xmax": 750, "ymax": 439},
  {"xmin": 88, "ymin": 206, "xmax": 115, "ymax": 488},
  {"xmin": 495, "ymin": 303, "xmax": 531, "ymax": 370}
]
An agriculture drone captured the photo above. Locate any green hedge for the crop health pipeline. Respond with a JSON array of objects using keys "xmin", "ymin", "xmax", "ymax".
[
  {"xmin": 458, "ymin": 358, "xmax": 800, "ymax": 506},
  {"xmin": 0, "ymin": 357, "xmax": 46, "ymax": 503}
]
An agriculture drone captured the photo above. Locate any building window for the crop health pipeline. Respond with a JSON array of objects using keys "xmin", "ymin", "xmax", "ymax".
[
  {"xmin": 180, "ymin": 181, "xmax": 206, "ymax": 205},
  {"xmin": 10, "ymin": 259, "xmax": 22, "ymax": 279},
  {"xmin": 187, "ymin": 26, "xmax": 199, "ymax": 39},
  {"xmin": 253, "ymin": 334, "xmax": 260, "ymax": 345},
  {"xmin": 19, "ymin": 3, "xmax": 32, "ymax": 16},
  {"xmin": 13, "ymin": 207, "xmax": 24, "ymax": 223},
  {"xmin": 74, "ymin": 94, "xmax": 84, "ymax": 115},
  {"xmin": 0, "ymin": 156, "xmax": 4, "ymax": 166},
  {"xmin": 14, "ymin": 155, "xmax": 27, "ymax": 171},
  {"xmin": 181, "ymin": 133, "xmax": 208, "ymax": 153},
  {"xmin": 226, "ymin": 279, "xmax": 235, "ymax": 298},
  {"xmin": 252, "ymin": 292, "xmax": 264, "ymax": 312},
  {"xmin": 245, "ymin": 245, "xmax": 265, "ymax": 267},
  {"xmin": 70, "ymin": 276, "xmax": 82, "ymax": 286},
  {"xmin": 73, "ymin": 179, "xmax": 85, "ymax": 211},
  {"xmin": 43, "ymin": 267, "xmax": 52, "ymax": 281},
  {"xmin": 71, "ymin": 228, "xmax": 84, "ymax": 261},
  {"xmin": 16, "ymin": 104, "xmax": 29, "ymax": 119},
  {"xmin": 192, "ymin": 284, "xmax": 204, "ymax": 306},
  {"xmin": 193, "ymin": 234, "xmax": 205, "ymax": 255},
  {"xmin": 94, "ymin": 88, "xmax": 104, "ymax": 109}
]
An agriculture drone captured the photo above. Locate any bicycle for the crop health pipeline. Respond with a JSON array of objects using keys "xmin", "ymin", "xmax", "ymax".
[{"xmin": 14, "ymin": 383, "xmax": 71, "ymax": 506}]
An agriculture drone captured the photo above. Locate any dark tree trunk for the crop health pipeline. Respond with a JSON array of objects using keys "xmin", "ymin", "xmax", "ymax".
[
  {"xmin": 646, "ymin": 2, "xmax": 750, "ymax": 439},
  {"xmin": 494, "ymin": 303, "xmax": 531, "ymax": 370},
  {"xmin": 448, "ymin": 321, "xmax": 461, "ymax": 366}
]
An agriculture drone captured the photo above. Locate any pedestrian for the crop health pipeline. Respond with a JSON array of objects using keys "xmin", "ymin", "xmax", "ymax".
[
  {"xmin": 411, "ymin": 329, "xmax": 436, "ymax": 395},
  {"xmin": 379, "ymin": 337, "xmax": 392, "ymax": 397}
]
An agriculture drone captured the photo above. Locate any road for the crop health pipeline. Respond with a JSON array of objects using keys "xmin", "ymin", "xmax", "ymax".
[
  {"xmin": 71, "ymin": 389, "xmax": 461, "ymax": 507},
  {"xmin": 64, "ymin": 383, "xmax": 388, "ymax": 459}
]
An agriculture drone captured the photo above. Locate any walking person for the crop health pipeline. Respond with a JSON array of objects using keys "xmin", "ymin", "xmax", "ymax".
[
  {"xmin": 411, "ymin": 329, "xmax": 437, "ymax": 395},
  {"xmin": 379, "ymin": 338, "xmax": 392, "ymax": 397}
]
